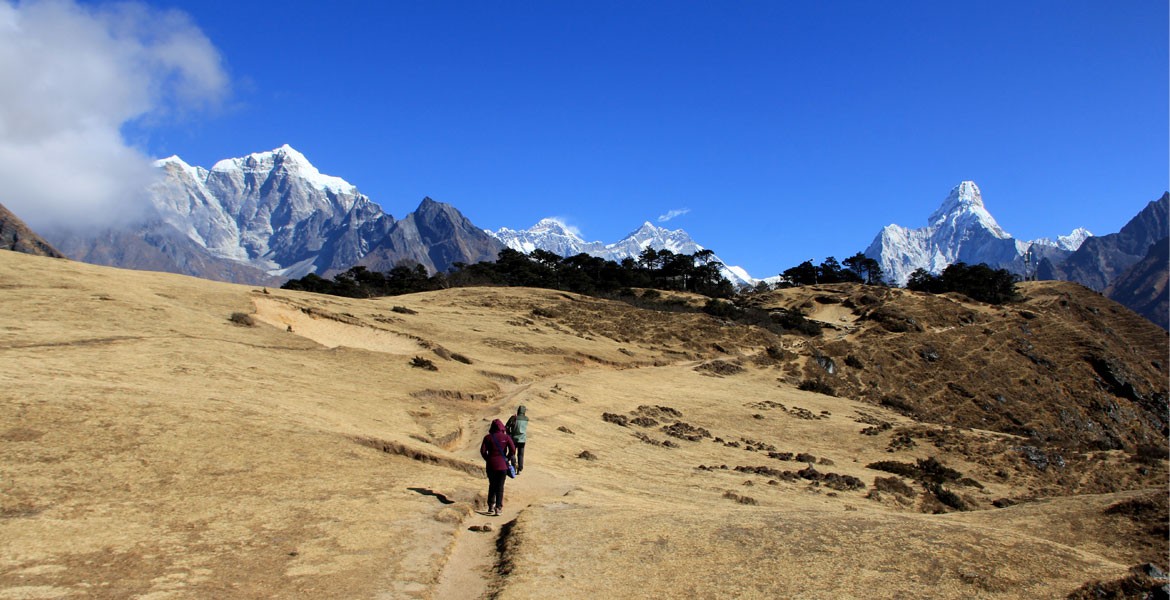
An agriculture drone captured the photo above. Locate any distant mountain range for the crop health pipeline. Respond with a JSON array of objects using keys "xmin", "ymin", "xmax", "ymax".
[
  {"xmin": 488, "ymin": 218, "xmax": 754, "ymax": 287},
  {"xmin": 44, "ymin": 145, "xmax": 502, "ymax": 284},
  {"xmin": 11, "ymin": 145, "xmax": 1164, "ymax": 328},
  {"xmin": 864, "ymin": 182, "xmax": 1168, "ymax": 328},
  {"xmin": 41, "ymin": 145, "xmax": 753, "ymax": 286},
  {"xmin": 864, "ymin": 181, "xmax": 1092, "ymax": 286}
]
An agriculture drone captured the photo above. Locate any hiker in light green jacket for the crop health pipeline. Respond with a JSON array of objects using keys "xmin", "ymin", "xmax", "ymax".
[{"xmin": 505, "ymin": 405, "xmax": 529, "ymax": 473}]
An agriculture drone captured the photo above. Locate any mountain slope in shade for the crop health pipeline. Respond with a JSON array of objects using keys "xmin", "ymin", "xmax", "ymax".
[
  {"xmin": 1039, "ymin": 192, "xmax": 1169, "ymax": 292},
  {"xmin": 356, "ymin": 197, "xmax": 504, "ymax": 275},
  {"xmin": 51, "ymin": 222, "xmax": 282, "ymax": 285},
  {"xmin": 0, "ymin": 202, "xmax": 65, "ymax": 258},
  {"xmin": 490, "ymin": 219, "xmax": 754, "ymax": 286},
  {"xmin": 1105, "ymin": 237, "xmax": 1169, "ymax": 330},
  {"xmin": 864, "ymin": 181, "xmax": 1089, "ymax": 285}
]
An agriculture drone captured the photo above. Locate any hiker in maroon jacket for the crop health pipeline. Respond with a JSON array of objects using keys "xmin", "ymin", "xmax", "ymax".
[{"xmin": 479, "ymin": 419, "xmax": 517, "ymax": 516}]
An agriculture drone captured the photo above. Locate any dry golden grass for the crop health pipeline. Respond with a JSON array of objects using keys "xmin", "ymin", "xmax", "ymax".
[{"xmin": 0, "ymin": 251, "xmax": 1165, "ymax": 599}]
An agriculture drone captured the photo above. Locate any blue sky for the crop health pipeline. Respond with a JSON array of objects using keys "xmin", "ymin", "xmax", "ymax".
[{"xmin": 26, "ymin": 1, "xmax": 1170, "ymax": 276}]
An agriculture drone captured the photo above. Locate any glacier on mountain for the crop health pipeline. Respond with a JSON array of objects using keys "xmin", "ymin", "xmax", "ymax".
[{"xmin": 865, "ymin": 181, "xmax": 1092, "ymax": 286}]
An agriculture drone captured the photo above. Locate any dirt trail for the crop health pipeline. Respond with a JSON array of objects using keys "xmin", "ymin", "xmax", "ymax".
[
  {"xmin": 433, "ymin": 467, "xmax": 569, "ymax": 600},
  {"xmin": 430, "ymin": 375, "xmax": 581, "ymax": 599}
]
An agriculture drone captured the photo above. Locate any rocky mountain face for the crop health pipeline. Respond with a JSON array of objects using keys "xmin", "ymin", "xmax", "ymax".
[
  {"xmin": 1039, "ymin": 193, "xmax": 1169, "ymax": 292},
  {"xmin": 1103, "ymin": 236, "xmax": 1169, "ymax": 330},
  {"xmin": 489, "ymin": 219, "xmax": 754, "ymax": 287},
  {"xmin": 864, "ymin": 181, "xmax": 1090, "ymax": 286},
  {"xmin": 356, "ymin": 197, "xmax": 504, "ymax": 275},
  {"xmin": 44, "ymin": 146, "xmax": 500, "ymax": 284},
  {"xmin": 0, "ymin": 202, "xmax": 64, "ymax": 258}
]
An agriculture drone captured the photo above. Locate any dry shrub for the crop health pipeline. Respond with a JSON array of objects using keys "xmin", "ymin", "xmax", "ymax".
[
  {"xmin": 391, "ymin": 305, "xmax": 417, "ymax": 315},
  {"xmin": 557, "ymin": 426, "xmax": 575, "ymax": 434},
  {"xmin": 695, "ymin": 360, "xmax": 745, "ymax": 377},
  {"xmin": 723, "ymin": 490, "xmax": 759, "ymax": 505},
  {"xmin": 1066, "ymin": 564, "xmax": 1169, "ymax": 600},
  {"xmin": 926, "ymin": 483, "xmax": 968, "ymax": 511},
  {"xmin": 451, "ymin": 353, "xmax": 473, "ymax": 364},
  {"xmin": 661, "ymin": 421, "xmax": 712, "ymax": 441},
  {"xmin": 228, "ymin": 312, "xmax": 256, "ymax": 327},
  {"xmin": 410, "ymin": 356, "xmax": 438, "ymax": 371},
  {"xmin": 602, "ymin": 413, "xmax": 629, "ymax": 427},
  {"xmin": 797, "ymin": 379, "xmax": 836, "ymax": 396},
  {"xmin": 634, "ymin": 405, "xmax": 683, "ymax": 419},
  {"xmin": 531, "ymin": 306, "xmax": 559, "ymax": 318},
  {"xmin": 577, "ymin": 450, "xmax": 597, "ymax": 461},
  {"xmin": 873, "ymin": 476, "xmax": 916, "ymax": 497}
]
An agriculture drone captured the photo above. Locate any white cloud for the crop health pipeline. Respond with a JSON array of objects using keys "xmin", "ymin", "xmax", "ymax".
[
  {"xmin": 547, "ymin": 216, "xmax": 585, "ymax": 239},
  {"xmin": 0, "ymin": 0, "xmax": 228, "ymax": 231},
  {"xmin": 657, "ymin": 208, "xmax": 690, "ymax": 223}
]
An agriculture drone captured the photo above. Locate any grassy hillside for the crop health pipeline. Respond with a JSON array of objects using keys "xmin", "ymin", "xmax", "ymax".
[{"xmin": 0, "ymin": 250, "xmax": 1165, "ymax": 599}]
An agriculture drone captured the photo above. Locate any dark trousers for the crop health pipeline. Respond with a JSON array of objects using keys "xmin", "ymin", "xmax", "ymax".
[
  {"xmin": 487, "ymin": 469, "xmax": 507, "ymax": 509},
  {"xmin": 515, "ymin": 442, "xmax": 526, "ymax": 472}
]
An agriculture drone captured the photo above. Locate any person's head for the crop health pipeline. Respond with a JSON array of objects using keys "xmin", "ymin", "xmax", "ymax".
[
  {"xmin": 517, "ymin": 405, "xmax": 526, "ymax": 416},
  {"xmin": 490, "ymin": 419, "xmax": 505, "ymax": 433}
]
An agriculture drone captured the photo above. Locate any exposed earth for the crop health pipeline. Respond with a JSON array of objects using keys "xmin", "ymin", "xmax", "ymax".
[{"xmin": 1, "ymin": 250, "xmax": 1166, "ymax": 599}]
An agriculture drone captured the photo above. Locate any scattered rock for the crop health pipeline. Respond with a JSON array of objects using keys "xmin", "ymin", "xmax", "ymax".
[{"xmin": 602, "ymin": 412, "xmax": 629, "ymax": 427}]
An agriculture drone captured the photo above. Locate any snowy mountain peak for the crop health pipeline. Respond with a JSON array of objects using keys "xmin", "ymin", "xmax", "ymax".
[
  {"xmin": 1059, "ymin": 227, "xmax": 1093, "ymax": 250},
  {"xmin": 530, "ymin": 218, "xmax": 582, "ymax": 238},
  {"xmin": 490, "ymin": 218, "xmax": 755, "ymax": 287},
  {"xmin": 1031, "ymin": 227, "xmax": 1094, "ymax": 252},
  {"xmin": 153, "ymin": 155, "xmax": 206, "ymax": 182},
  {"xmin": 154, "ymin": 155, "xmax": 189, "ymax": 168},
  {"xmin": 866, "ymin": 181, "xmax": 1091, "ymax": 285},
  {"xmin": 210, "ymin": 145, "xmax": 356, "ymax": 194},
  {"xmin": 927, "ymin": 180, "xmax": 1008, "ymax": 239}
]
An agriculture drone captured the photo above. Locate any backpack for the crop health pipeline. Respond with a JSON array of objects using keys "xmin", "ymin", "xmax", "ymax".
[{"xmin": 506, "ymin": 415, "xmax": 528, "ymax": 443}]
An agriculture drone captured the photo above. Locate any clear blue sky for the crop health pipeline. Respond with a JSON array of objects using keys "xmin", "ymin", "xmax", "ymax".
[{"xmin": 120, "ymin": 1, "xmax": 1170, "ymax": 275}]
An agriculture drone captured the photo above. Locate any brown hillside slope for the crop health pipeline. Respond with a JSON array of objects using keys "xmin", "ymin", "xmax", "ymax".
[
  {"xmin": 0, "ymin": 251, "xmax": 1165, "ymax": 599},
  {"xmin": 0, "ymin": 202, "xmax": 64, "ymax": 258},
  {"xmin": 745, "ymin": 282, "xmax": 1168, "ymax": 452}
]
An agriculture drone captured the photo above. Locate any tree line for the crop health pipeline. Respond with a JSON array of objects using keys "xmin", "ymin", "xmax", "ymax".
[
  {"xmin": 282, "ymin": 247, "xmax": 735, "ymax": 299},
  {"xmin": 905, "ymin": 262, "xmax": 1020, "ymax": 305},
  {"xmin": 778, "ymin": 253, "xmax": 885, "ymax": 286},
  {"xmin": 283, "ymin": 248, "xmax": 1019, "ymax": 307}
]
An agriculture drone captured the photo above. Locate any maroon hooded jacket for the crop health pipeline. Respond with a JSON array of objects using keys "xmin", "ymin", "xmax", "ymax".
[{"xmin": 480, "ymin": 419, "xmax": 516, "ymax": 472}]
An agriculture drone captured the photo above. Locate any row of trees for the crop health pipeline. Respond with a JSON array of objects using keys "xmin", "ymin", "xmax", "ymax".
[
  {"xmin": 283, "ymin": 248, "xmax": 1019, "ymax": 307},
  {"xmin": 780, "ymin": 253, "xmax": 885, "ymax": 286},
  {"xmin": 905, "ymin": 263, "xmax": 1020, "ymax": 305},
  {"xmin": 282, "ymin": 247, "xmax": 736, "ymax": 299}
]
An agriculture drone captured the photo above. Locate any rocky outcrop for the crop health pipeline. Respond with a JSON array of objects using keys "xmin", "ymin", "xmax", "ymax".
[{"xmin": 0, "ymin": 202, "xmax": 65, "ymax": 258}]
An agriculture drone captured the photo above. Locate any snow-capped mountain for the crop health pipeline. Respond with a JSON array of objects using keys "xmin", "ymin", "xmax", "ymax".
[
  {"xmin": 150, "ymin": 145, "xmax": 390, "ymax": 278},
  {"xmin": 1030, "ymin": 228, "xmax": 1093, "ymax": 253},
  {"xmin": 47, "ymin": 145, "xmax": 502, "ymax": 283},
  {"xmin": 489, "ymin": 219, "xmax": 755, "ymax": 287},
  {"xmin": 491, "ymin": 219, "xmax": 605, "ymax": 257},
  {"xmin": 865, "ymin": 181, "xmax": 1092, "ymax": 285}
]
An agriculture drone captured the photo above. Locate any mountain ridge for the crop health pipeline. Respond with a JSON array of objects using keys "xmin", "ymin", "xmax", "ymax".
[
  {"xmin": 1, "ymin": 201, "xmax": 65, "ymax": 258},
  {"xmin": 489, "ymin": 218, "xmax": 754, "ymax": 286},
  {"xmin": 44, "ymin": 146, "xmax": 502, "ymax": 284},
  {"xmin": 864, "ymin": 181, "xmax": 1092, "ymax": 286}
]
